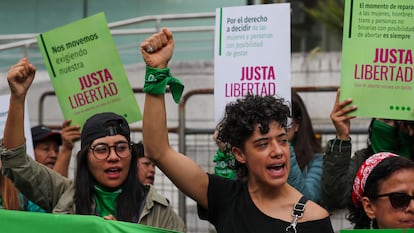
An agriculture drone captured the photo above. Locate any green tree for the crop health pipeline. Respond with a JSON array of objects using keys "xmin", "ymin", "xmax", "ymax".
[{"xmin": 304, "ymin": 0, "xmax": 345, "ymax": 37}]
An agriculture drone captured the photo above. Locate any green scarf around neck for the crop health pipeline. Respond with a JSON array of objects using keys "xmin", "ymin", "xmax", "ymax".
[
  {"xmin": 370, "ymin": 120, "xmax": 411, "ymax": 158},
  {"xmin": 94, "ymin": 185, "xmax": 122, "ymax": 217}
]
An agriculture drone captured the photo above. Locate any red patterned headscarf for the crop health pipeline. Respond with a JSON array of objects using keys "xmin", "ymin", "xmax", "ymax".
[{"xmin": 351, "ymin": 152, "xmax": 399, "ymax": 207}]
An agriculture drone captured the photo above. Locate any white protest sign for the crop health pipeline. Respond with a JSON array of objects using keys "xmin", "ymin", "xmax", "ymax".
[
  {"xmin": 214, "ymin": 3, "xmax": 291, "ymax": 123},
  {"xmin": 0, "ymin": 94, "xmax": 35, "ymax": 159}
]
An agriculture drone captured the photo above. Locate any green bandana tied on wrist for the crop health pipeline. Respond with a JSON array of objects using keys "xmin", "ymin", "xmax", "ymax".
[{"xmin": 143, "ymin": 66, "xmax": 184, "ymax": 104}]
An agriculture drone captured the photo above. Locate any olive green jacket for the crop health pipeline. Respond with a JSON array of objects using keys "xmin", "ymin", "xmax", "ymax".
[{"xmin": 0, "ymin": 142, "xmax": 185, "ymax": 232}]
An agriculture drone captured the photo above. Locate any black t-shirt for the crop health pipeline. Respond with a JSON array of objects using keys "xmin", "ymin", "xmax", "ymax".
[{"xmin": 198, "ymin": 174, "xmax": 334, "ymax": 233}]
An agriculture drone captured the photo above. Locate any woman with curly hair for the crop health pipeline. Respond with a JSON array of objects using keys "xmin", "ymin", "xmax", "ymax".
[{"xmin": 141, "ymin": 28, "xmax": 334, "ymax": 233}]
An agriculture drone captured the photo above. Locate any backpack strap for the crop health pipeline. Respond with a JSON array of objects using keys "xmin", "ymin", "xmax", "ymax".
[{"xmin": 285, "ymin": 196, "xmax": 308, "ymax": 233}]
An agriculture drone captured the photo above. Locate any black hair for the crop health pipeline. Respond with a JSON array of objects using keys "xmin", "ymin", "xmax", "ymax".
[
  {"xmin": 216, "ymin": 94, "xmax": 290, "ymax": 179},
  {"xmin": 290, "ymin": 90, "xmax": 323, "ymax": 170},
  {"xmin": 133, "ymin": 141, "xmax": 145, "ymax": 158},
  {"xmin": 347, "ymin": 156, "xmax": 414, "ymax": 229},
  {"xmin": 74, "ymin": 121, "xmax": 144, "ymax": 222}
]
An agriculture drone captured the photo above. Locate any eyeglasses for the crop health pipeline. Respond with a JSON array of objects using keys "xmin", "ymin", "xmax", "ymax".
[
  {"xmin": 89, "ymin": 142, "xmax": 132, "ymax": 160},
  {"xmin": 370, "ymin": 192, "xmax": 414, "ymax": 209}
]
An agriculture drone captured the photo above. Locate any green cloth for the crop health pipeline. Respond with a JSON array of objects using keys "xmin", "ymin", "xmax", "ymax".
[
  {"xmin": 341, "ymin": 230, "xmax": 414, "ymax": 233},
  {"xmin": 143, "ymin": 66, "xmax": 184, "ymax": 104},
  {"xmin": 0, "ymin": 209, "xmax": 179, "ymax": 233},
  {"xmin": 94, "ymin": 185, "xmax": 121, "ymax": 217},
  {"xmin": 371, "ymin": 120, "xmax": 411, "ymax": 157},
  {"xmin": 213, "ymin": 149, "xmax": 236, "ymax": 179}
]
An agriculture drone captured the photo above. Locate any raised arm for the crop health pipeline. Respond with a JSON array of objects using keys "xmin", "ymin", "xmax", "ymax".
[
  {"xmin": 2, "ymin": 58, "xmax": 72, "ymax": 211},
  {"xmin": 321, "ymin": 89, "xmax": 357, "ymax": 210},
  {"xmin": 140, "ymin": 28, "xmax": 209, "ymax": 208},
  {"xmin": 3, "ymin": 58, "xmax": 36, "ymax": 149},
  {"xmin": 53, "ymin": 119, "xmax": 80, "ymax": 177}
]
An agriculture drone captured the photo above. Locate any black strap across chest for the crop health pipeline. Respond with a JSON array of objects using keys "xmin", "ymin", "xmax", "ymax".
[{"xmin": 285, "ymin": 196, "xmax": 308, "ymax": 233}]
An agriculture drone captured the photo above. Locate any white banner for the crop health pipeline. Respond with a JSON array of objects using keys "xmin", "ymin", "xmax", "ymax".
[
  {"xmin": 0, "ymin": 94, "xmax": 35, "ymax": 158},
  {"xmin": 214, "ymin": 3, "xmax": 291, "ymax": 123}
]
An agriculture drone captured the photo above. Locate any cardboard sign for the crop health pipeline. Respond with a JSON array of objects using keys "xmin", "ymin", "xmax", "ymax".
[
  {"xmin": 214, "ymin": 3, "xmax": 291, "ymax": 123},
  {"xmin": 340, "ymin": 0, "xmax": 414, "ymax": 120},
  {"xmin": 37, "ymin": 12, "xmax": 141, "ymax": 128}
]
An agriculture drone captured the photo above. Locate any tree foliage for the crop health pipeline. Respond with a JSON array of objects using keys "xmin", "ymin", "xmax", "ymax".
[{"xmin": 303, "ymin": 0, "xmax": 345, "ymax": 36}]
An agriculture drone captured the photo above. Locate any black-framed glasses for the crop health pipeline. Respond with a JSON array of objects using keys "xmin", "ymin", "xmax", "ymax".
[
  {"xmin": 370, "ymin": 192, "xmax": 414, "ymax": 209},
  {"xmin": 89, "ymin": 142, "xmax": 132, "ymax": 160}
]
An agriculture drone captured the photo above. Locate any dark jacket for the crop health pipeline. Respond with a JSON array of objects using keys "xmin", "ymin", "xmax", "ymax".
[{"xmin": 321, "ymin": 138, "xmax": 371, "ymax": 211}]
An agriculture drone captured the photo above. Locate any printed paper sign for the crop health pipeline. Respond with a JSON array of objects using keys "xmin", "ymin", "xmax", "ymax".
[
  {"xmin": 0, "ymin": 94, "xmax": 35, "ymax": 159},
  {"xmin": 37, "ymin": 12, "xmax": 141, "ymax": 128},
  {"xmin": 214, "ymin": 3, "xmax": 291, "ymax": 123},
  {"xmin": 340, "ymin": 0, "xmax": 414, "ymax": 120}
]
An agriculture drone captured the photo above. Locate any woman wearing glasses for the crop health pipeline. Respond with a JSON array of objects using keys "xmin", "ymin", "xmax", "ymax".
[
  {"xmin": 348, "ymin": 152, "xmax": 414, "ymax": 229},
  {"xmin": 0, "ymin": 58, "xmax": 185, "ymax": 232},
  {"xmin": 140, "ymin": 28, "xmax": 334, "ymax": 233}
]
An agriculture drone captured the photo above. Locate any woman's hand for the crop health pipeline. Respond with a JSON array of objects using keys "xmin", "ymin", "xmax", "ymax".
[
  {"xmin": 7, "ymin": 58, "xmax": 36, "ymax": 99},
  {"xmin": 330, "ymin": 89, "xmax": 357, "ymax": 140},
  {"xmin": 60, "ymin": 119, "xmax": 81, "ymax": 150},
  {"xmin": 140, "ymin": 28, "xmax": 174, "ymax": 69},
  {"xmin": 103, "ymin": 215, "xmax": 117, "ymax": 221}
]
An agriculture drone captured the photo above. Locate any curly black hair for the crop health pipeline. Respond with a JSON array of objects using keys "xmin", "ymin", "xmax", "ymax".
[{"xmin": 216, "ymin": 94, "xmax": 291, "ymax": 179}]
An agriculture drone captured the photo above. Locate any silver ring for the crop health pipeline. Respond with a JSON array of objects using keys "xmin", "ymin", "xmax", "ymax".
[{"xmin": 146, "ymin": 45, "xmax": 154, "ymax": 53}]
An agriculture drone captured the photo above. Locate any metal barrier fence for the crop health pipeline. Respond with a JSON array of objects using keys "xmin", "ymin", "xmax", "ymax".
[{"xmin": 38, "ymin": 87, "xmax": 369, "ymax": 233}]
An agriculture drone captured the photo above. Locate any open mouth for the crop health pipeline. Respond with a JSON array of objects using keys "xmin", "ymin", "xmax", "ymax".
[
  {"xmin": 45, "ymin": 162, "xmax": 56, "ymax": 168},
  {"xmin": 267, "ymin": 163, "xmax": 286, "ymax": 177},
  {"xmin": 105, "ymin": 167, "xmax": 121, "ymax": 177},
  {"xmin": 268, "ymin": 163, "xmax": 284, "ymax": 170}
]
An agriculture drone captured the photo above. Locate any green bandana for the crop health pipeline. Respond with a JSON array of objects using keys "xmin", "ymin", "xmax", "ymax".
[
  {"xmin": 371, "ymin": 120, "xmax": 411, "ymax": 158},
  {"xmin": 94, "ymin": 185, "xmax": 121, "ymax": 217},
  {"xmin": 213, "ymin": 149, "xmax": 236, "ymax": 179},
  {"xmin": 143, "ymin": 66, "xmax": 184, "ymax": 104}
]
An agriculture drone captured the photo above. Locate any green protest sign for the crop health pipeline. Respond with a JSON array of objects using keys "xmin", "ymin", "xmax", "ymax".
[
  {"xmin": 0, "ymin": 209, "xmax": 179, "ymax": 233},
  {"xmin": 340, "ymin": 0, "xmax": 414, "ymax": 120},
  {"xmin": 341, "ymin": 229, "xmax": 414, "ymax": 233},
  {"xmin": 37, "ymin": 12, "xmax": 141, "ymax": 128}
]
